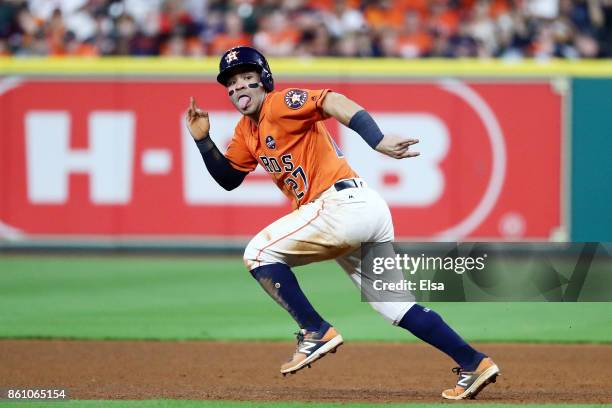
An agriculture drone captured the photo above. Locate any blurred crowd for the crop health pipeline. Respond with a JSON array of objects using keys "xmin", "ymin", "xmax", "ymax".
[{"xmin": 0, "ymin": 0, "xmax": 611, "ymax": 58}]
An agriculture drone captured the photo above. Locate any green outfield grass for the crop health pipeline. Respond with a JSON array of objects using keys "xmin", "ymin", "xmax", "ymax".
[
  {"xmin": 1, "ymin": 402, "xmax": 611, "ymax": 408},
  {"xmin": 0, "ymin": 255, "xmax": 611, "ymax": 342}
]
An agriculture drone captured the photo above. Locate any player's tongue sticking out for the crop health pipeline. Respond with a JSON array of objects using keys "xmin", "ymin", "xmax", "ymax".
[{"xmin": 238, "ymin": 95, "xmax": 251, "ymax": 110}]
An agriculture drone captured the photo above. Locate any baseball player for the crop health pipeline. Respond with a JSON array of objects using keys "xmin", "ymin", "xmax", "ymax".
[{"xmin": 186, "ymin": 46, "xmax": 499, "ymax": 400}]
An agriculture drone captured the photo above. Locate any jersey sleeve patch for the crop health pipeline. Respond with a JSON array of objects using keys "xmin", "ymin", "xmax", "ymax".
[{"xmin": 284, "ymin": 89, "xmax": 308, "ymax": 110}]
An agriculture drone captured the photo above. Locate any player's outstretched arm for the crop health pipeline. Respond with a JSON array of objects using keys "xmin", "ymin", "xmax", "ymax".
[
  {"xmin": 322, "ymin": 92, "xmax": 420, "ymax": 160},
  {"xmin": 186, "ymin": 97, "xmax": 247, "ymax": 191},
  {"xmin": 321, "ymin": 91, "xmax": 364, "ymax": 126}
]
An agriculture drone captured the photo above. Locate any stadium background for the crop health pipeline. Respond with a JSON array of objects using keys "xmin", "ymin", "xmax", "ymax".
[{"xmin": 1, "ymin": 1, "xmax": 612, "ymax": 407}]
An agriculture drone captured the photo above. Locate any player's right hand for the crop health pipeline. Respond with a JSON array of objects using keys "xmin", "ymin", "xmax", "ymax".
[{"xmin": 186, "ymin": 96, "xmax": 210, "ymax": 141}]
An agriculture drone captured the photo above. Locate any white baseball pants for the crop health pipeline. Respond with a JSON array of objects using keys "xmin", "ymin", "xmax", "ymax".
[{"xmin": 244, "ymin": 179, "xmax": 415, "ymax": 325}]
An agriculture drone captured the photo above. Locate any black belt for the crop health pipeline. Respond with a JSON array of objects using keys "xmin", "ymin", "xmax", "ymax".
[{"xmin": 334, "ymin": 179, "xmax": 361, "ymax": 192}]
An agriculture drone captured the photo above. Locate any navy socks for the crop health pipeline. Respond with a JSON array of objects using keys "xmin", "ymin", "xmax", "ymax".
[
  {"xmin": 398, "ymin": 304, "xmax": 485, "ymax": 371},
  {"xmin": 250, "ymin": 263, "xmax": 326, "ymax": 332}
]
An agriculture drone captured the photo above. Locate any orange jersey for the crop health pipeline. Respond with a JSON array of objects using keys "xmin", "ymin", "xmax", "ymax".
[{"xmin": 225, "ymin": 88, "xmax": 358, "ymax": 208}]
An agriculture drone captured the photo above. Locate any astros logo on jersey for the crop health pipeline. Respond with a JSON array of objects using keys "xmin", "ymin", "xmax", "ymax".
[
  {"xmin": 284, "ymin": 89, "xmax": 308, "ymax": 109},
  {"xmin": 265, "ymin": 135, "xmax": 276, "ymax": 149}
]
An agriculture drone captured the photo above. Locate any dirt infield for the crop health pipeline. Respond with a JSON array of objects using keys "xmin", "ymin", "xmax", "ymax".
[{"xmin": 1, "ymin": 340, "xmax": 611, "ymax": 403}]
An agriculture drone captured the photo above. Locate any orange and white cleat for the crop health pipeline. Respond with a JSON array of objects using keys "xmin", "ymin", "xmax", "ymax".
[
  {"xmin": 442, "ymin": 357, "xmax": 500, "ymax": 400},
  {"xmin": 280, "ymin": 325, "xmax": 343, "ymax": 376}
]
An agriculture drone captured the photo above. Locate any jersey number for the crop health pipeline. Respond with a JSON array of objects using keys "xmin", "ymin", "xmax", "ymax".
[{"xmin": 284, "ymin": 166, "xmax": 308, "ymax": 200}]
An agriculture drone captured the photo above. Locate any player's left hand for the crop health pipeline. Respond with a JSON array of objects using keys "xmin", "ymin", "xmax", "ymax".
[
  {"xmin": 375, "ymin": 135, "xmax": 420, "ymax": 159},
  {"xmin": 186, "ymin": 96, "xmax": 210, "ymax": 141}
]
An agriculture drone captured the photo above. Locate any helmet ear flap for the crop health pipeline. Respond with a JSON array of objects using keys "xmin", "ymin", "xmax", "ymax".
[{"xmin": 260, "ymin": 68, "xmax": 274, "ymax": 92}]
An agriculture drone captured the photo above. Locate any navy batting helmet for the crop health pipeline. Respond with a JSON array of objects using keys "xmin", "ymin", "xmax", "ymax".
[{"xmin": 217, "ymin": 46, "xmax": 274, "ymax": 92}]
